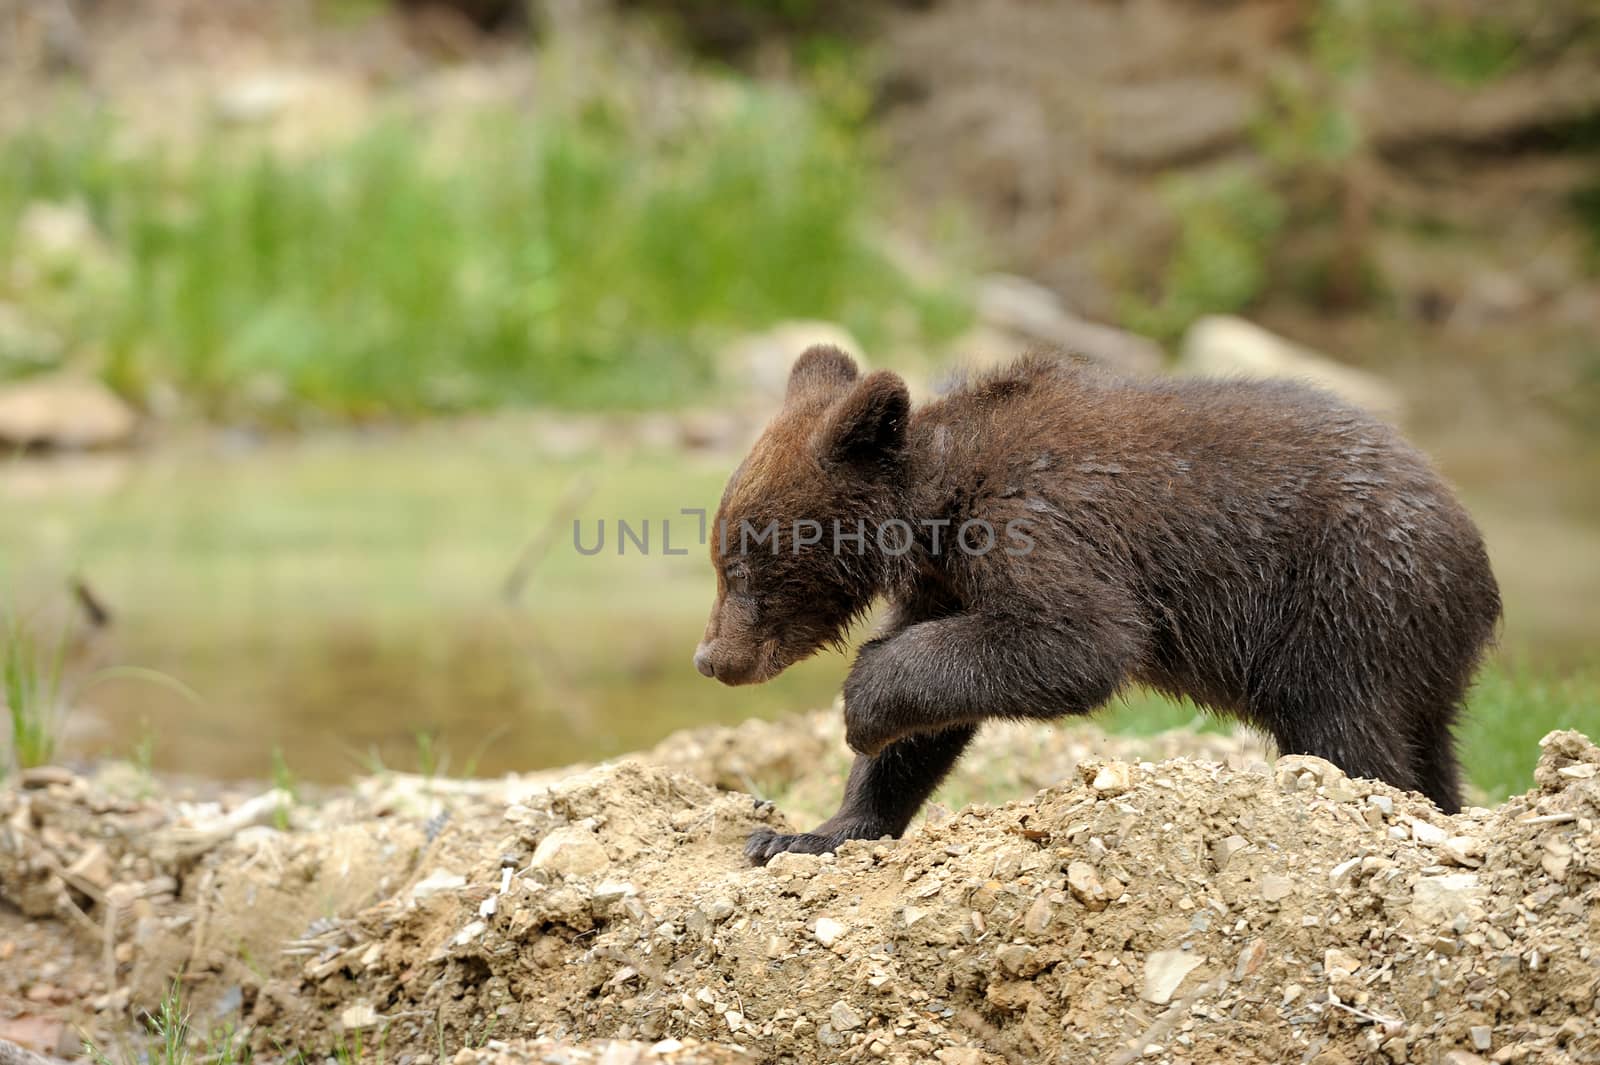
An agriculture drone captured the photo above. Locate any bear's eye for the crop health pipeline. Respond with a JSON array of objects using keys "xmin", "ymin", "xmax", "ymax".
[{"xmin": 725, "ymin": 568, "xmax": 752, "ymax": 597}]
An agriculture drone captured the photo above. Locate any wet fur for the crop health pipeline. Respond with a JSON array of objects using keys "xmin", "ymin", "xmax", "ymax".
[{"xmin": 702, "ymin": 349, "xmax": 1502, "ymax": 862}]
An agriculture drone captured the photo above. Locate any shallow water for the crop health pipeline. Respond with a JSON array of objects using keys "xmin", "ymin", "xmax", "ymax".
[
  {"xmin": 2, "ymin": 419, "xmax": 848, "ymax": 783},
  {"xmin": 3, "ymin": 414, "xmax": 1596, "ymax": 784}
]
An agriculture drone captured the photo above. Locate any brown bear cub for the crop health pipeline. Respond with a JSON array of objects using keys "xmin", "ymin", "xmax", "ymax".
[{"xmin": 695, "ymin": 346, "xmax": 1500, "ymax": 862}]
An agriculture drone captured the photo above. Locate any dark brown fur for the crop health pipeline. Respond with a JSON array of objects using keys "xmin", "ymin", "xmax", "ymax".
[{"xmin": 695, "ymin": 347, "xmax": 1502, "ymax": 862}]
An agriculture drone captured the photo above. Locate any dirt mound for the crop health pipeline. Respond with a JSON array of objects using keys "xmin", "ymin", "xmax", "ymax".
[{"xmin": 3, "ymin": 715, "xmax": 1599, "ymax": 1064}]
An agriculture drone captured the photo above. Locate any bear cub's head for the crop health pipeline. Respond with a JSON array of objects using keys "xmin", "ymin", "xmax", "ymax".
[{"xmin": 694, "ymin": 346, "xmax": 911, "ymax": 685}]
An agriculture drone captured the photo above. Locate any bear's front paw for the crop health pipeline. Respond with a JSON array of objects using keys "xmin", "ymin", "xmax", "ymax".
[{"xmin": 744, "ymin": 822, "xmax": 890, "ymax": 865}]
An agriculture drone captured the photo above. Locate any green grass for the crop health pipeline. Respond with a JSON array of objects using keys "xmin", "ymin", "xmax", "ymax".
[
  {"xmin": 2, "ymin": 613, "xmax": 67, "ymax": 773},
  {"xmin": 87, "ymin": 981, "xmax": 250, "ymax": 1065},
  {"xmin": 1459, "ymin": 662, "xmax": 1600, "ymax": 803},
  {"xmin": 1103, "ymin": 662, "xmax": 1600, "ymax": 804},
  {"xmin": 0, "ymin": 87, "xmax": 966, "ymax": 420}
]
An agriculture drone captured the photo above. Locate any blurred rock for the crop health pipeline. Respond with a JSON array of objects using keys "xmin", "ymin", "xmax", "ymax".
[
  {"xmin": 972, "ymin": 274, "xmax": 1164, "ymax": 375},
  {"xmin": 0, "ymin": 374, "xmax": 138, "ymax": 450},
  {"xmin": 720, "ymin": 320, "xmax": 863, "ymax": 404},
  {"xmin": 1178, "ymin": 315, "xmax": 1403, "ymax": 417}
]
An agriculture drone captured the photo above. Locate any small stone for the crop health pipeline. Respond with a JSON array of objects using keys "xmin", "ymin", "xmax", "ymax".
[
  {"xmin": 1407, "ymin": 818, "xmax": 1448, "ymax": 846},
  {"xmin": 1366, "ymin": 795, "xmax": 1395, "ymax": 818},
  {"xmin": 765, "ymin": 934, "xmax": 789, "ymax": 958},
  {"xmin": 829, "ymin": 1001, "xmax": 865, "ymax": 1032},
  {"xmin": 592, "ymin": 881, "xmax": 636, "ymax": 905},
  {"xmin": 1442, "ymin": 1053, "xmax": 1488, "ymax": 1065},
  {"xmin": 1281, "ymin": 983, "xmax": 1304, "ymax": 1006},
  {"xmin": 1233, "ymin": 939, "xmax": 1267, "ymax": 980},
  {"xmin": 410, "ymin": 870, "xmax": 466, "ymax": 901},
  {"xmin": 340, "ymin": 1003, "xmax": 380, "ymax": 1030},
  {"xmin": 902, "ymin": 905, "xmax": 932, "ymax": 927},
  {"xmin": 530, "ymin": 826, "xmax": 609, "ymax": 877},
  {"xmin": 1412, "ymin": 873, "xmax": 1486, "ymax": 926},
  {"xmin": 814, "ymin": 917, "xmax": 847, "ymax": 947},
  {"xmin": 450, "ymin": 920, "xmax": 486, "ymax": 947},
  {"xmin": 1212, "ymin": 835, "xmax": 1250, "ymax": 872},
  {"xmin": 1469, "ymin": 1026, "xmax": 1492, "ymax": 1051},
  {"xmin": 996, "ymin": 943, "xmax": 1038, "ymax": 977},
  {"xmin": 1023, "ymin": 893, "xmax": 1060, "ymax": 936},
  {"xmin": 1542, "ymin": 838, "xmax": 1573, "ymax": 881},
  {"xmin": 1557, "ymin": 763, "xmax": 1597, "ymax": 779},
  {"xmin": 1142, "ymin": 949, "xmax": 1205, "ymax": 1005},
  {"xmin": 1259, "ymin": 875, "xmax": 1295, "ymax": 903},
  {"xmin": 1091, "ymin": 762, "xmax": 1132, "ymax": 796},
  {"xmin": 1329, "ymin": 857, "xmax": 1362, "ymax": 887},
  {"xmin": 1067, "ymin": 861, "xmax": 1109, "ymax": 911},
  {"xmin": 705, "ymin": 896, "xmax": 736, "ymax": 923},
  {"xmin": 1323, "ymin": 948, "xmax": 1361, "ymax": 980},
  {"xmin": 1440, "ymin": 837, "xmax": 1484, "ymax": 868}
]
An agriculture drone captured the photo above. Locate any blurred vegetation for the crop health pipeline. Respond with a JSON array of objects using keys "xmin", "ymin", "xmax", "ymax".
[
  {"xmin": 1103, "ymin": 662, "xmax": 1600, "ymax": 805},
  {"xmin": 1123, "ymin": 0, "xmax": 1599, "ymax": 346},
  {"xmin": 1119, "ymin": 170, "xmax": 1287, "ymax": 344},
  {"xmin": 0, "ymin": 82, "xmax": 965, "ymax": 421},
  {"xmin": 3, "ymin": 614, "xmax": 66, "ymax": 774}
]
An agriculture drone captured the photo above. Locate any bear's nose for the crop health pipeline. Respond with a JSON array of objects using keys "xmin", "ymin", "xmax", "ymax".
[{"xmin": 693, "ymin": 644, "xmax": 717, "ymax": 679}]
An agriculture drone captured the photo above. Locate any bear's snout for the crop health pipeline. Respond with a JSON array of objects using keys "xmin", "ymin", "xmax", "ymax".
[{"xmin": 693, "ymin": 643, "xmax": 718, "ymax": 679}]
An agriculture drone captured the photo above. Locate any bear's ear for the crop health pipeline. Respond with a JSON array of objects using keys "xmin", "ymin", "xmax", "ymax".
[
  {"xmin": 787, "ymin": 345, "xmax": 859, "ymax": 403},
  {"xmin": 818, "ymin": 370, "xmax": 910, "ymax": 468}
]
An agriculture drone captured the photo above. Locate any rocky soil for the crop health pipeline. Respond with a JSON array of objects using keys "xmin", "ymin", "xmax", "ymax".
[{"xmin": 3, "ymin": 713, "xmax": 1599, "ymax": 1064}]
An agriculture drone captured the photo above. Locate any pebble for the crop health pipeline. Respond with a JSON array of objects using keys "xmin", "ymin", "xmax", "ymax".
[
  {"xmin": 1412, "ymin": 873, "xmax": 1486, "ymax": 926},
  {"xmin": 1259, "ymin": 875, "xmax": 1295, "ymax": 902},
  {"xmin": 592, "ymin": 881, "xmax": 636, "ymax": 904},
  {"xmin": 1142, "ymin": 948, "xmax": 1204, "ymax": 1005},
  {"xmin": 1329, "ymin": 857, "xmax": 1362, "ymax": 887},
  {"xmin": 1324, "ymin": 948, "xmax": 1361, "ymax": 980},
  {"xmin": 1067, "ymin": 860, "xmax": 1109, "ymax": 911},
  {"xmin": 1233, "ymin": 939, "xmax": 1267, "ymax": 980},
  {"xmin": 530, "ymin": 826, "xmax": 610, "ymax": 877},
  {"xmin": 1212, "ymin": 835, "xmax": 1250, "ymax": 872},
  {"xmin": 814, "ymin": 917, "xmax": 847, "ymax": 947},
  {"xmin": 340, "ymin": 1003, "xmax": 380, "ymax": 1030},
  {"xmin": 1408, "ymin": 818, "xmax": 1448, "ymax": 846},
  {"xmin": 1366, "ymin": 795, "xmax": 1395, "ymax": 817},
  {"xmin": 830, "ymin": 1000, "xmax": 865, "ymax": 1031},
  {"xmin": 410, "ymin": 870, "xmax": 466, "ymax": 900},
  {"xmin": 1091, "ymin": 762, "xmax": 1132, "ymax": 796},
  {"xmin": 450, "ymin": 920, "xmax": 486, "ymax": 947},
  {"xmin": 1023, "ymin": 892, "xmax": 1063, "ymax": 936},
  {"xmin": 996, "ymin": 943, "xmax": 1038, "ymax": 977},
  {"xmin": 1440, "ymin": 836, "xmax": 1484, "ymax": 868}
]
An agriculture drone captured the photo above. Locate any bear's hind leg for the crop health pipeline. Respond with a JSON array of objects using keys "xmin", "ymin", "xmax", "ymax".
[
  {"xmin": 745, "ymin": 725, "xmax": 976, "ymax": 864},
  {"xmin": 1256, "ymin": 688, "xmax": 1424, "ymax": 802},
  {"xmin": 1406, "ymin": 700, "xmax": 1465, "ymax": 814}
]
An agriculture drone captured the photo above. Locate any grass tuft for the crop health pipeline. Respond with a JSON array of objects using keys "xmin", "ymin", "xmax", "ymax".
[
  {"xmin": 0, "ymin": 84, "xmax": 966, "ymax": 421},
  {"xmin": 2, "ymin": 613, "xmax": 67, "ymax": 773}
]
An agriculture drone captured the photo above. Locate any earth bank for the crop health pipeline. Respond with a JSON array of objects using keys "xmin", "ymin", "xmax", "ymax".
[{"xmin": 2, "ymin": 713, "xmax": 1598, "ymax": 1065}]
